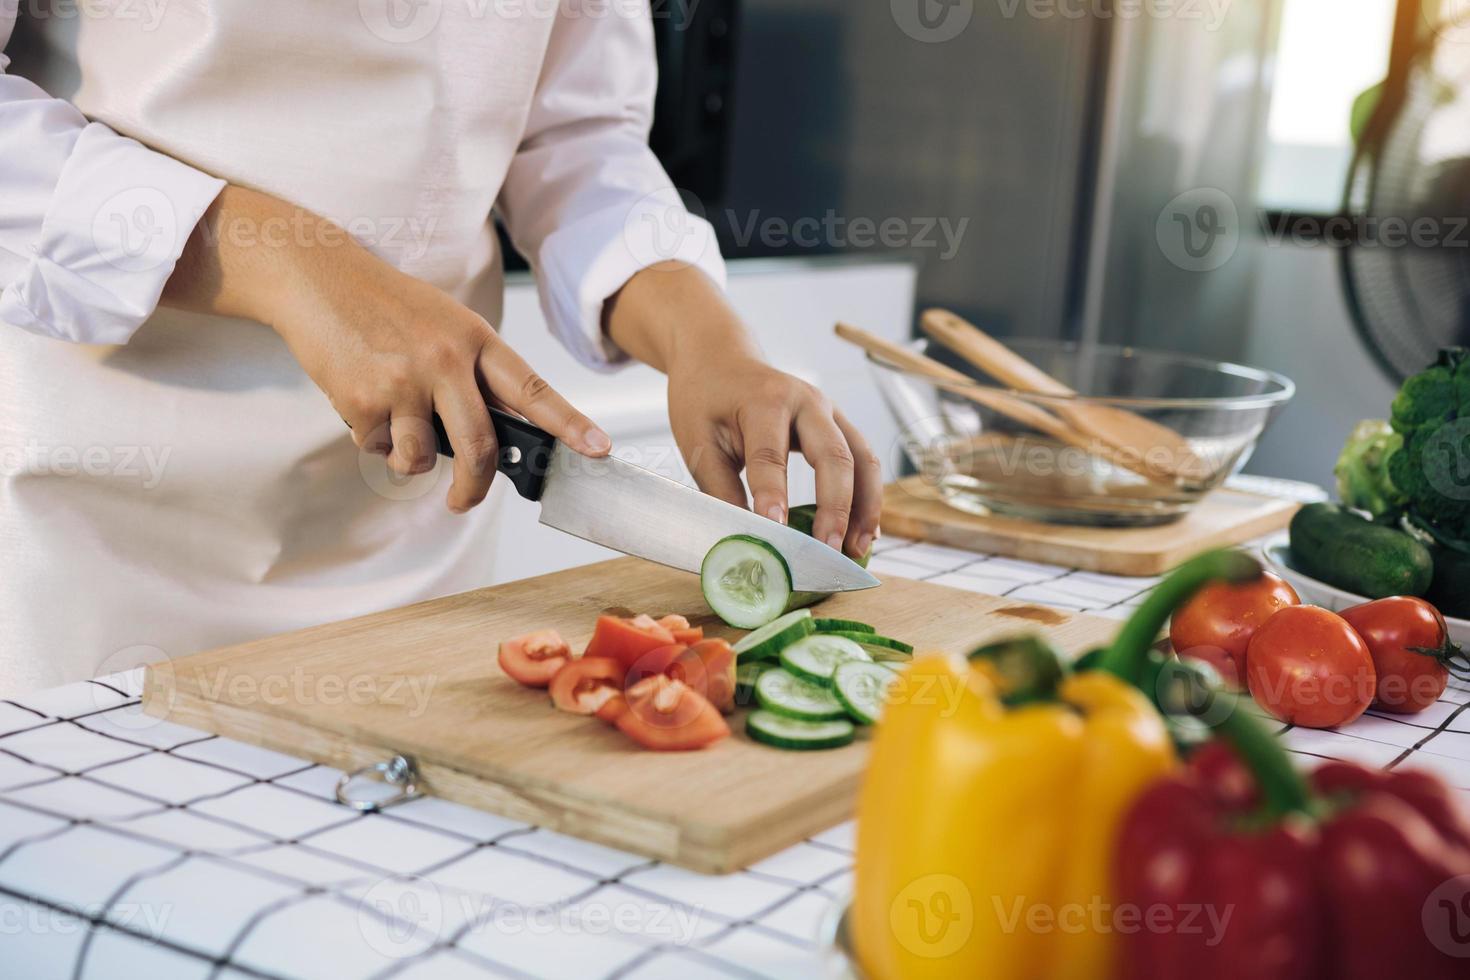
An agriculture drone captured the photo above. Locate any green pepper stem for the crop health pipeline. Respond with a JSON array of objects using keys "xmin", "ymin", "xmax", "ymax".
[
  {"xmin": 1206, "ymin": 691, "xmax": 1315, "ymax": 817},
  {"xmin": 1095, "ymin": 549, "xmax": 1262, "ymax": 685}
]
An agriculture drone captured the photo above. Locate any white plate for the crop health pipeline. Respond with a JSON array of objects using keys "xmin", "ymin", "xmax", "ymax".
[{"xmin": 1261, "ymin": 533, "xmax": 1470, "ymax": 646}]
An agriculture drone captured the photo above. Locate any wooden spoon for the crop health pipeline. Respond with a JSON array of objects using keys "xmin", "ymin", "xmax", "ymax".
[
  {"xmin": 834, "ymin": 322, "xmax": 1173, "ymax": 479},
  {"xmin": 919, "ymin": 309, "xmax": 1211, "ymax": 485}
]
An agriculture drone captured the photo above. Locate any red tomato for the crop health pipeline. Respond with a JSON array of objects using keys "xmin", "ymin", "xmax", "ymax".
[
  {"xmin": 666, "ymin": 639, "xmax": 737, "ymax": 714},
  {"xmin": 656, "ymin": 613, "xmax": 704, "ymax": 646},
  {"xmin": 583, "ymin": 615, "xmax": 675, "ymax": 669},
  {"xmin": 1246, "ymin": 606, "xmax": 1376, "ymax": 728},
  {"xmin": 1340, "ymin": 596, "xmax": 1459, "ymax": 714},
  {"xmin": 615, "ymin": 675, "xmax": 730, "ymax": 751},
  {"xmin": 498, "ymin": 629, "xmax": 572, "ymax": 688},
  {"xmin": 594, "ymin": 694, "xmax": 628, "ymax": 725},
  {"xmin": 623, "ymin": 643, "xmax": 689, "ymax": 689},
  {"xmin": 1170, "ymin": 570, "xmax": 1300, "ymax": 688},
  {"xmin": 548, "ymin": 658, "xmax": 627, "ymax": 715}
]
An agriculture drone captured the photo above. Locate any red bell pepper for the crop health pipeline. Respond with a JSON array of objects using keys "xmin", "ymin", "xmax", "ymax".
[{"xmin": 1115, "ymin": 696, "xmax": 1470, "ymax": 979}]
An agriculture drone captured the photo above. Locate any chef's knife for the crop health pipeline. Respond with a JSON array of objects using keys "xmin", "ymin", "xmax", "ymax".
[{"xmin": 425, "ymin": 409, "xmax": 880, "ymax": 593}]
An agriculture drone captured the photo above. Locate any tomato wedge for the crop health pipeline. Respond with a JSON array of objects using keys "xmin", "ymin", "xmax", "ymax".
[
  {"xmin": 549, "ymin": 658, "xmax": 627, "ymax": 715},
  {"xmin": 615, "ymin": 675, "xmax": 730, "ymax": 751},
  {"xmin": 498, "ymin": 629, "xmax": 572, "ymax": 688},
  {"xmin": 584, "ymin": 615, "xmax": 676, "ymax": 669},
  {"xmin": 657, "ymin": 614, "xmax": 705, "ymax": 646},
  {"xmin": 594, "ymin": 693, "xmax": 628, "ymax": 725},
  {"xmin": 624, "ymin": 643, "xmax": 689, "ymax": 689},
  {"xmin": 667, "ymin": 638, "xmax": 737, "ymax": 714}
]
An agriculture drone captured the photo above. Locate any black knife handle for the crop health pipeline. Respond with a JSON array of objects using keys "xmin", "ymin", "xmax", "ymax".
[
  {"xmin": 432, "ymin": 408, "xmax": 558, "ymax": 502},
  {"xmin": 347, "ymin": 409, "xmax": 557, "ymax": 502}
]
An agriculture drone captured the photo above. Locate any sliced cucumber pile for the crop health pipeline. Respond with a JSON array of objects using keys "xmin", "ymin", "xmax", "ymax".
[
  {"xmin": 747, "ymin": 710, "xmax": 855, "ymax": 750},
  {"xmin": 832, "ymin": 661, "xmax": 901, "ymax": 725},
  {"xmin": 754, "ymin": 667, "xmax": 848, "ymax": 722},
  {"xmin": 780, "ymin": 634, "xmax": 872, "ymax": 684},
  {"xmin": 812, "ymin": 618, "xmax": 875, "ymax": 634},
  {"xmin": 735, "ymin": 661, "xmax": 775, "ymax": 707},
  {"xmin": 733, "ymin": 609, "xmax": 815, "ymax": 664},
  {"xmin": 821, "ymin": 631, "xmax": 914, "ymax": 660}
]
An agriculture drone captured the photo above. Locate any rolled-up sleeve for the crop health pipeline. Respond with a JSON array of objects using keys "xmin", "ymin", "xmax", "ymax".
[
  {"xmin": 496, "ymin": 0, "xmax": 727, "ymax": 371},
  {"xmin": 0, "ymin": 37, "xmax": 224, "ymax": 345}
]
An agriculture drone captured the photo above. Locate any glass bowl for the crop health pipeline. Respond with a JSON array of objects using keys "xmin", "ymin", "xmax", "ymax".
[{"xmin": 869, "ymin": 338, "xmax": 1295, "ymax": 526}]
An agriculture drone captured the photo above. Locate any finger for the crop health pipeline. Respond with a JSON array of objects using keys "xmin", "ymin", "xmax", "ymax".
[
  {"xmin": 835, "ymin": 410, "xmax": 882, "ymax": 559},
  {"xmin": 741, "ymin": 408, "xmax": 792, "ymax": 524},
  {"xmin": 682, "ymin": 431, "xmax": 749, "ymax": 509},
  {"xmin": 433, "ymin": 377, "xmax": 498, "ymax": 513},
  {"xmin": 795, "ymin": 403, "xmax": 855, "ymax": 553},
  {"xmin": 345, "ymin": 404, "xmax": 392, "ymax": 456},
  {"xmin": 386, "ymin": 396, "xmax": 436, "ymax": 476},
  {"xmin": 477, "ymin": 337, "xmax": 610, "ymax": 457}
]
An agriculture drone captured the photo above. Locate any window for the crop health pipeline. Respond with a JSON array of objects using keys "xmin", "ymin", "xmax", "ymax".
[{"xmin": 1258, "ymin": 0, "xmax": 1399, "ymax": 213}]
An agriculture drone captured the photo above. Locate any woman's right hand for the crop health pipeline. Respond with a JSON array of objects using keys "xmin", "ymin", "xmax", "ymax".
[{"xmin": 163, "ymin": 185, "xmax": 610, "ymax": 513}]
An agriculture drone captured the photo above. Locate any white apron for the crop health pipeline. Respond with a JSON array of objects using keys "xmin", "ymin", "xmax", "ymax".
[{"xmin": 0, "ymin": 4, "xmax": 567, "ymax": 693}]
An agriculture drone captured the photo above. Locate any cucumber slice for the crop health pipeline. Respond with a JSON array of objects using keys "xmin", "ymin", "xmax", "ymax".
[
  {"xmin": 822, "ymin": 631, "xmax": 914, "ymax": 658},
  {"xmin": 779, "ymin": 634, "xmax": 872, "ymax": 685},
  {"xmin": 832, "ymin": 661, "xmax": 901, "ymax": 725},
  {"xmin": 747, "ymin": 710, "xmax": 856, "ymax": 750},
  {"xmin": 701, "ymin": 535, "xmax": 795, "ymax": 629},
  {"xmin": 733, "ymin": 609, "xmax": 815, "ymax": 664},
  {"xmin": 754, "ymin": 667, "xmax": 848, "ymax": 721},
  {"xmin": 812, "ymin": 618, "xmax": 876, "ymax": 634},
  {"xmin": 735, "ymin": 661, "xmax": 775, "ymax": 706}
]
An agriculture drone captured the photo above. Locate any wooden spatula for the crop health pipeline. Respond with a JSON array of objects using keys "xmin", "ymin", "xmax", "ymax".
[
  {"xmin": 919, "ymin": 309, "xmax": 1211, "ymax": 485},
  {"xmin": 834, "ymin": 322, "xmax": 1178, "ymax": 482}
]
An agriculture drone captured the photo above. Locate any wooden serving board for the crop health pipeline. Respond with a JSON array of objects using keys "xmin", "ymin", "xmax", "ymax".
[
  {"xmin": 881, "ymin": 477, "xmax": 1299, "ymax": 577},
  {"xmin": 143, "ymin": 558, "xmax": 1116, "ymax": 873}
]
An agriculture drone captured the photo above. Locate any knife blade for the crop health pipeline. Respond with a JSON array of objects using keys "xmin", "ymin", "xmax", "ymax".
[{"xmin": 433, "ymin": 409, "xmax": 879, "ymax": 593}]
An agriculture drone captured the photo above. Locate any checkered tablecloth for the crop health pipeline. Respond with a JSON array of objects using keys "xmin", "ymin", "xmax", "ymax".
[{"xmin": 4, "ymin": 535, "xmax": 1469, "ymax": 980}]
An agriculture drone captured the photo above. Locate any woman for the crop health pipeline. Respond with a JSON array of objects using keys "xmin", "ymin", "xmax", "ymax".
[{"xmin": 0, "ymin": 2, "xmax": 881, "ymax": 695}]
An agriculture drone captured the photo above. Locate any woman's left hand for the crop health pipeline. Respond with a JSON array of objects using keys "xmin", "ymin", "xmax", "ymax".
[{"xmin": 605, "ymin": 263, "xmax": 882, "ymax": 562}]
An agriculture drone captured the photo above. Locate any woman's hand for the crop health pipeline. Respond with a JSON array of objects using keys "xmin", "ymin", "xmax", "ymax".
[
  {"xmin": 605, "ymin": 262, "xmax": 882, "ymax": 560},
  {"xmin": 163, "ymin": 186, "xmax": 610, "ymax": 513}
]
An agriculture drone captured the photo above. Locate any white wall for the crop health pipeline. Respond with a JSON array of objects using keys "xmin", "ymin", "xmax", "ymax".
[{"xmin": 487, "ymin": 256, "xmax": 917, "ymax": 583}]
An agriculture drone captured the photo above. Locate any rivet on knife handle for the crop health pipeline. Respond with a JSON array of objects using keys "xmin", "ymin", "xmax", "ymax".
[{"xmin": 433, "ymin": 408, "xmax": 558, "ymax": 502}]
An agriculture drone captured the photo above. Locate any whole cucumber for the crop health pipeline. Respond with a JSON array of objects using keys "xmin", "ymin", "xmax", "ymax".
[
  {"xmin": 1289, "ymin": 502, "xmax": 1433, "ymax": 598},
  {"xmin": 1426, "ymin": 544, "xmax": 1470, "ymax": 619}
]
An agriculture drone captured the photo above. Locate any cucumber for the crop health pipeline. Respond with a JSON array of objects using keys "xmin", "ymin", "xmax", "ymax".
[
  {"xmin": 832, "ymin": 660, "xmax": 900, "ymax": 725},
  {"xmin": 700, "ymin": 535, "xmax": 806, "ymax": 629},
  {"xmin": 746, "ymin": 710, "xmax": 856, "ymax": 751},
  {"xmin": 822, "ymin": 631, "xmax": 913, "ymax": 658},
  {"xmin": 787, "ymin": 504, "xmax": 871, "ymax": 568},
  {"xmin": 735, "ymin": 662, "xmax": 775, "ymax": 706},
  {"xmin": 1289, "ymin": 502, "xmax": 1433, "ymax": 599},
  {"xmin": 812, "ymin": 618, "xmax": 876, "ymax": 634},
  {"xmin": 780, "ymin": 634, "xmax": 872, "ymax": 684},
  {"xmin": 733, "ymin": 609, "xmax": 815, "ymax": 664},
  {"xmin": 754, "ymin": 667, "xmax": 848, "ymax": 721}
]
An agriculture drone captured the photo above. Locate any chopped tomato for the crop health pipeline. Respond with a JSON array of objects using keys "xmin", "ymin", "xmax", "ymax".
[
  {"xmin": 623, "ymin": 643, "xmax": 689, "ymax": 689},
  {"xmin": 498, "ymin": 629, "xmax": 572, "ymax": 688},
  {"xmin": 594, "ymin": 693, "xmax": 628, "ymax": 725},
  {"xmin": 667, "ymin": 639, "xmax": 737, "ymax": 714},
  {"xmin": 549, "ymin": 658, "xmax": 626, "ymax": 715},
  {"xmin": 583, "ymin": 615, "xmax": 675, "ymax": 669},
  {"xmin": 657, "ymin": 614, "xmax": 705, "ymax": 646},
  {"xmin": 615, "ymin": 675, "xmax": 730, "ymax": 751}
]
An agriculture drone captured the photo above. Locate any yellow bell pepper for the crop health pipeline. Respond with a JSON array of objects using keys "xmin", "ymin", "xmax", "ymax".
[{"xmin": 853, "ymin": 652, "xmax": 1175, "ymax": 980}]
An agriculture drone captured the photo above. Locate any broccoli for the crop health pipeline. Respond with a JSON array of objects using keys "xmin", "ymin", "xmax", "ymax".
[
  {"xmin": 1334, "ymin": 419, "xmax": 1405, "ymax": 521},
  {"xmin": 1385, "ymin": 347, "xmax": 1470, "ymax": 541}
]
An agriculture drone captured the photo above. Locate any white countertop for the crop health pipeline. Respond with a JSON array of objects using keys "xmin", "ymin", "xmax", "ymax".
[{"xmin": 4, "ymin": 532, "xmax": 1469, "ymax": 980}]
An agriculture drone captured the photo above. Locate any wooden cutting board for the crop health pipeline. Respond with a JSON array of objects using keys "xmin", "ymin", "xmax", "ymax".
[
  {"xmin": 881, "ymin": 477, "xmax": 1299, "ymax": 576},
  {"xmin": 143, "ymin": 557, "xmax": 1117, "ymax": 873}
]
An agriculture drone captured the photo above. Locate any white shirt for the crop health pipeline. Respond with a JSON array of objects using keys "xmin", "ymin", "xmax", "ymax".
[{"xmin": 0, "ymin": 0, "xmax": 724, "ymax": 694}]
